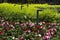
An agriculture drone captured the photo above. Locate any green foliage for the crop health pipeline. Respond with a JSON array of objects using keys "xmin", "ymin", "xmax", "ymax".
[
  {"xmin": 0, "ymin": 3, "xmax": 60, "ymax": 22},
  {"xmin": 39, "ymin": 9, "xmax": 58, "ymax": 22},
  {"xmin": 0, "ymin": 3, "xmax": 60, "ymax": 40}
]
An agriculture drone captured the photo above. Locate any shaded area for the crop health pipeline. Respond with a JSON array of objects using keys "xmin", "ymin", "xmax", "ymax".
[{"xmin": 0, "ymin": 0, "xmax": 60, "ymax": 5}]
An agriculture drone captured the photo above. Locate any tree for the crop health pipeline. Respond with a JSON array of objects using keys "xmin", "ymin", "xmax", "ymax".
[{"xmin": 4, "ymin": 0, "xmax": 7, "ymax": 2}]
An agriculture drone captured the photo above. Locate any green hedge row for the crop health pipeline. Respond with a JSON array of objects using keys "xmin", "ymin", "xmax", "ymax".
[{"xmin": 0, "ymin": 3, "xmax": 60, "ymax": 22}]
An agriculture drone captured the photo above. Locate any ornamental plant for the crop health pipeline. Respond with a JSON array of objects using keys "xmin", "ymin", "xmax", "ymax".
[{"xmin": 0, "ymin": 15, "xmax": 59, "ymax": 40}]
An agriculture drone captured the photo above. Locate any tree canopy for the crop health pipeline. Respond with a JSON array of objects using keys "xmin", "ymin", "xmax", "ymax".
[{"xmin": 0, "ymin": 0, "xmax": 60, "ymax": 4}]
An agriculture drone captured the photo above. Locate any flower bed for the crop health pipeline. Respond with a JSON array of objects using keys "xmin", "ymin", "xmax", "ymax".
[
  {"xmin": 0, "ymin": 16, "xmax": 60, "ymax": 40},
  {"xmin": 0, "ymin": 3, "xmax": 60, "ymax": 40}
]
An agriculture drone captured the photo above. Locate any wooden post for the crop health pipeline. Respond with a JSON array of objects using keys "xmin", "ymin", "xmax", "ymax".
[
  {"xmin": 36, "ymin": 10, "xmax": 39, "ymax": 25},
  {"xmin": 36, "ymin": 9, "xmax": 44, "ymax": 25}
]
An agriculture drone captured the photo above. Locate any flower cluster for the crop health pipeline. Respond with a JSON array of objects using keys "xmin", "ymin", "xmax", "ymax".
[
  {"xmin": 42, "ymin": 27, "xmax": 57, "ymax": 40},
  {"xmin": 0, "ymin": 16, "xmax": 59, "ymax": 40}
]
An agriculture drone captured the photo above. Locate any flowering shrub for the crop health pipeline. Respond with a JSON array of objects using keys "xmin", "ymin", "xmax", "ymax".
[{"xmin": 0, "ymin": 16, "xmax": 60, "ymax": 40}]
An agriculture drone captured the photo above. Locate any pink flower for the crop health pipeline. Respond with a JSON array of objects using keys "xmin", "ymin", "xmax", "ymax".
[
  {"xmin": 57, "ymin": 23, "xmax": 60, "ymax": 26},
  {"xmin": 5, "ymin": 21, "xmax": 9, "ymax": 25},
  {"xmin": 10, "ymin": 25, "xmax": 15, "ymax": 29},
  {"xmin": 42, "ymin": 21, "xmax": 46, "ymax": 24},
  {"xmin": 21, "ymin": 22, "xmax": 26, "ymax": 27},
  {"xmin": 42, "ymin": 36, "xmax": 47, "ymax": 40},
  {"xmin": 52, "ymin": 27, "xmax": 57, "ymax": 32},
  {"xmin": 42, "ymin": 35, "xmax": 51, "ymax": 40},
  {"xmin": 46, "ymin": 32, "xmax": 51, "ymax": 36},
  {"xmin": 27, "ymin": 29, "xmax": 31, "ymax": 33},
  {"xmin": 45, "ymin": 35, "xmax": 50, "ymax": 39},
  {"xmin": 29, "ymin": 21, "xmax": 34, "ymax": 27},
  {"xmin": 1, "ymin": 22, "xmax": 5, "ymax": 26},
  {"xmin": 49, "ymin": 27, "xmax": 57, "ymax": 32},
  {"xmin": 20, "ymin": 36, "xmax": 24, "ymax": 40}
]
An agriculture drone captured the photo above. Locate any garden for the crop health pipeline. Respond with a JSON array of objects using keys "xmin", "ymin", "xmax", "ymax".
[{"xmin": 0, "ymin": 3, "xmax": 60, "ymax": 40}]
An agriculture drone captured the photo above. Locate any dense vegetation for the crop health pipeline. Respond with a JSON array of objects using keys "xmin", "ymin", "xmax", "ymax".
[
  {"xmin": 0, "ymin": 3, "xmax": 60, "ymax": 22},
  {"xmin": 0, "ymin": 3, "xmax": 60, "ymax": 40}
]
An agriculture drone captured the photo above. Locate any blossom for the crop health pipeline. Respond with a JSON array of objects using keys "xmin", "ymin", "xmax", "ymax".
[
  {"xmin": 1, "ymin": 22, "xmax": 5, "ymax": 26},
  {"xmin": 15, "ymin": 22, "xmax": 20, "ymax": 24},
  {"xmin": 21, "ymin": 22, "xmax": 26, "ymax": 27},
  {"xmin": 16, "ymin": 38, "xmax": 19, "ymax": 40},
  {"xmin": 29, "ymin": 21, "xmax": 34, "ymax": 27},
  {"xmin": 49, "ymin": 27, "xmax": 57, "ymax": 32},
  {"xmin": 0, "ymin": 30, "xmax": 3, "ymax": 35},
  {"xmin": 20, "ymin": 36, "xmax": 24, "ymax": 40},
  {"xmin": 42, "ymin": 35, "xmax": 51, "ymax": 40},
  {"xmin": 10, "ymin": 25, "xmax": 15, "ymax": 29},
  {"xmin": 46, "ymin": 31, "xmax": 51, "ymax": 36},
  {"xmin": 5, "ymin": 27, "xmax": 9, "ymax": 31},
  {"xmin": 27, "ymin": 29, "xmax": 31, "ymax": 33},
  {"xmin": 52, "ymin": 27, "xmax": 57, "ymax": 32},
  {"xmin": 42, "ymin": 21, "xmax": 46, "ymax": 24},
  {"xmin": 57, "ymin": 23, "xmax": 60, "ymax": 26},
  {"xmin": 37, "ymin": 25, "xmax": 43, "ymax": 29},
  {"xmin": 38, "ymin": 34, "xmax": 41, "ymax": 37},
  {"xmin": 39, "ymin": 22, "xmax": 42, "ymax": 25},
  {"xmin": 51, "ymin": 32, "xmax": 54, "ymax": 35},
  {"xmin": 42, "ymin": 36, "xmax": 47, "ymax": 40},
  {"xmin": 1, "ymin": 20, "xmax": 4, "ymax": 22},
  {"xmin": 12, "ymin": 37, "xmax": 15, "ymax": 39},
  {"xmin": 45, "ymin": 35, "xmax": 51, "ymax": 39},
  {"xmin": 5, "ymin": 21, "xmax": 9, "ymax": 25}
]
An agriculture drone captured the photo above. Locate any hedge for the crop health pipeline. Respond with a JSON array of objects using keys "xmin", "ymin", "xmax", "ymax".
[{"xmin": 0, "ymin": 3, "xmax": 60, "ymax": 22}]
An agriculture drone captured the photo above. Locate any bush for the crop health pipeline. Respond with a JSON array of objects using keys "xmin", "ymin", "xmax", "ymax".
[
  {"xmin": 0, "ymin": 3, "xmax": 60, "ymax": 22},
  {"xmin": 0, "ymin": 3, "xmax": 60, "ymax": 40}
]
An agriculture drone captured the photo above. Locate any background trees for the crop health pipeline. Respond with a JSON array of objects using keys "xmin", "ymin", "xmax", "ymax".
[{"xmin": 0, "ymin": 0, "xmax": 60, "ymax": 4}]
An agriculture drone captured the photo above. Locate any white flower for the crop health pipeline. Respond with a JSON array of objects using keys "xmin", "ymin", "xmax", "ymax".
[
  {"xmin": 1, "ymin": 20, "xmax": 4, "ymax": 22},
  {"xmin": 10, "ymin": 25, "xmax": 15, "ymax": 29},
  {"xmin": 38, "ymin": 34, "xmax": 41, "ymax": 37},
  {"xmin": 16, "ymin": 38, "xmax": 19, "ymax": 40},
  {"xmin": 12, "ymin": 37, "xmax": 15, "ymax": 39},
  {"xmin": 39, "ymin": 22, "xmax": 42, "ymax": 25}
]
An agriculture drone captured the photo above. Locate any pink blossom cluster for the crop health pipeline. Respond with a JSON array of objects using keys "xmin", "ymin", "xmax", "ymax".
[{"xmin": 42, "ymin": 27, "xmax": 57, "ymax": 40}]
